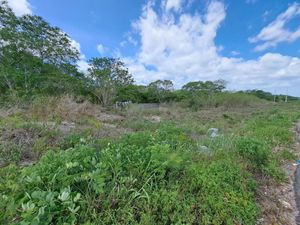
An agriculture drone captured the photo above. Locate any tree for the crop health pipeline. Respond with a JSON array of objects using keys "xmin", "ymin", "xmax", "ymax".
[
  {"xmin": 182, "ymin": 80, "xmax": 226, "ymax": 94},
  {"xmin": 87, "ymin": 57, "xmax": 134, "ymax": 106},
  {"xmin": 115, "ymin": 85, "xmax": 147, "ymax": 103},
  {"xmin": 148, "ymin": 80, "xmax": 174, "ymax": 91},
  {"xmin": 19, "ymin": 15, "xmax": 79, "ymax": 65},
  {"xmin": 181, "ymin": 80, "xmax": 227, "ymax": 110},
  {"xmin": 0, "ymin": 0, "xmax": 23, "ymax": 92},
  {"xmin": 148, "ymin": 79, "xmax": 174, "ymax": 103},
  {"xmin": 0, "ymin": 1, "xmax": 81, "ymax": 96}
]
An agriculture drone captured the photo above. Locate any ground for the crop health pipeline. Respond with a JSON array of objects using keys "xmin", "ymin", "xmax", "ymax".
[{"xmin": 1, "ymin": 96, "xmax": 300, "ymax": 224}]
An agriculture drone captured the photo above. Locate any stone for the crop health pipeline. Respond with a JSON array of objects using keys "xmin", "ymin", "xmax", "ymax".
[
  {"xmin": 279, "ymin": 199, "xmax": 293, "ymax": 210},
  {"xmin": 199, "ymin": 145, "xmax": 209, "ymax": 152},
  {"xmin": 208, "ymin": 128, "xmax": 219, "ymax": 138}
]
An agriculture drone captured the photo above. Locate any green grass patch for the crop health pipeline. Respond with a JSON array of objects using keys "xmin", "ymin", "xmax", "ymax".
[{"xmin": 1, "ymin": 104, "xmax": 300, "ymax": 224}]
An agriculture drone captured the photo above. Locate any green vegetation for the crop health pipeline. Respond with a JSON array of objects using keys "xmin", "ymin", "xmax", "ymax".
[
  {"xmin": 1, "ymin": 1, "xmax": 300, "ymax": 224},
  {"xmin": 1, "ymin": 1, "xmax": 298, "ymax": 107},
  {"xmin": 1, "ymin": 100, "xmax": 300, "ymax": 224}
]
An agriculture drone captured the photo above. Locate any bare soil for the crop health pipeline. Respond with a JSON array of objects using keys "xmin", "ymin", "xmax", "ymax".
[{"xmin": 257, "ymin": 124, "xmax": 300, "ymax": 225}]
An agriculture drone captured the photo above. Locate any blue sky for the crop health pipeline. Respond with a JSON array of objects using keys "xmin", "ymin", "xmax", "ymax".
[{"xmin": 6, "ymin": 0, "xmax": 300, "ymax": 96}]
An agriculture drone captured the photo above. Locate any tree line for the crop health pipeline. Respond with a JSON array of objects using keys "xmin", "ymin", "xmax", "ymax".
[{"xmin": 0, "ymin": 1, "xmax": 297, "ymax": 106}]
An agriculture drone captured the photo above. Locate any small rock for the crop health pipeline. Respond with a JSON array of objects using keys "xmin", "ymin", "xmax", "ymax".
[
  {"xmin": 198, "ymin": 145, "xmax": 212, "ymax": 155},
  {"xmin": 256, "ymin": 218, "xmax": 264, "ymax": 224},
  {"xmin": 279, "ymin": 199, "xmax": 293, "ymax": 210},
  {"xmin": 150, "ymin": 116, "xmax": 161, "ymax": 123},
  {"xmin": 199, "ymin": 146, "xmax": 209, "ymax": 152},
  {"xmin": 208, "ymin": 128, "xmax": 219, "ymax": 138}
]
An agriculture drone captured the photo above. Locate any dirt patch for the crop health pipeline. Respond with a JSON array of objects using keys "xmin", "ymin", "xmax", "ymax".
[
  {"xmin": 257, "ymin": 164, "xmax": 298, "ymax": 225},
  {"xmin": 95, "ymin": 113, "xmax": 125, "ymax": 123},
  {"xmin": 144, "ymin": 116, "xmax": 161, "ymax": 123},
  {"xmin": 294, "ymin": 122, "xmax": 300, "ymax": 224},
  {"xmin": 257, "ymin": 124, "xmax": 300, "ymax": 225}
]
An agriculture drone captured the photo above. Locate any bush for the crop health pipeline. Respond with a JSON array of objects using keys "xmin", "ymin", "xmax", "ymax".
[
  {"xmin": 215, "ymin": 93, "xmax": 262, "ymax": 108},
  {"xmin": 183, "ymin": 92, "xmax": 262, "ymax": 110},
  {"xmin": 0, "ymin": 126, "xmax": 259, "ymax": 225},
  {"xmin": 236, "ymin": 137, "xmax": 269, "ymax": 169}
]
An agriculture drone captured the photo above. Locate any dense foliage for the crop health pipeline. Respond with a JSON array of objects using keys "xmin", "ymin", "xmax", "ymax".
[
  {"xmin": 0, "ymin": 124, "xmax": 257, "ymax": 225},
  {"xmin": 1, "ymin": 3, "xmax": 300, "ymax": 224},
  {"xmin": 1, "ymin": 1, "xmax": 297, "ymax": 107},
  {"xmin": 1, "ymin": 104, "xmax": 299, "ymax": 224}
]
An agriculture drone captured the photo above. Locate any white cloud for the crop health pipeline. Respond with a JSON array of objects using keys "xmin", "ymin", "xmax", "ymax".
[
  {"xmin": 77, "ymin": 57, "xmax": 90, "ymax": 73},
  {"xmin": 6, "ymin": 0, "xmax": 32, "ymax": 16},
  {"xmin": 262, "ymin": 10, "xmax": 270, "ymax": 21},
  {"xmin": 231, "ymin": 51, "xmax": 240, "ymax": 56},
  {"xmin": 250, "ymin": 3, "xmax": 300, "ymax": 51},
  {"xmin": 246, "ymin": 0, "xmax": 258, "ymax": 4},
  {"xmin": 164, "ymin": 0, "xmax": 183, "ymax": 11},
  {"xmin": 96, "ymin": 44, "xmax": 106, "ymax": 55},
  {"xmin": 123, "ymin": 0, "xmax": 300, "ymax": 95},
  {"xmin": 70, "ymin": 39, "xmax": 90, "ymax": 73},
  {"xmin": 70, "ymin": 39, "xmax": 81, "ymax": 52}
]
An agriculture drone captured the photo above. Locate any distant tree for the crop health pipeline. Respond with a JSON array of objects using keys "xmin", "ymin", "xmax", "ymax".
[
  {"xmin": 182, "ymin": 80, "xmax": 226, "ymax": 93},
  {"xmin": 148, "ymin": 79, "xmax": 174, "ymax": 103},
  {"xmin": 181, "ymin": 80, "xmax": 227, "ymax": 109},
  {"xmin": 148, "ymin": 80, "xmax": 174, "ymax": 91},
  {"xmin": 244, "ymin": 90, "xmax": 274, "ymax": 101},
  {"xmin": 88, "ymin": 57, "xmax": 134, "ymax": 106},
  {"xmin": 115, "ymin": 85, "xmax": 147, "ymax": 103}
]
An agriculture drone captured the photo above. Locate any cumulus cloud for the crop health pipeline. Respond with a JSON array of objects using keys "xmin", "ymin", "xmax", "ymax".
[
  {"xmin": 96, "ymin": 44, "xmax": 106, "ymax": 55},
  {"xmin": 123, "ymin": 0, "xmax": 300, "ymax": 95},
  {"xmin": 70, "ymin": 39, "xmax": 90, "ymax": 73},
  {"xmin": 6, "ymin": 0, "xmax": 32, "ymax": 16},
  {"xmin": 77, "ymin": 58, "xmax": 89, "ymax": 73},
  {"xmin": 164, "ymin": 0, "xmax": 183, "ymax": 11},
  {"xmin": 250, "ymin": 3, "xmax": 300, "ymax": 51}
]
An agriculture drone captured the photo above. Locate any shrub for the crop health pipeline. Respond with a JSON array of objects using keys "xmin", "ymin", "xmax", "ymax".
[
  {"xmin": 215, "ymin": 93, "xmax": 261, "ymax": 108},
  {"xmin": 236, "ymin": 137, "xmax": 269, "ymax": 169},
  {"xmin": 278, "ymin": 149, "xmax": 297, "ymax": 161},
  {"xmin": 0, "ymin": 128, "xmax": 259, "ymax": 225}
]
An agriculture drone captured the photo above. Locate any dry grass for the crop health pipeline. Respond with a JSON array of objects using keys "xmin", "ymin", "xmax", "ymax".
[
  {"xmin": 25, "ymin": 95, "xmax": 103, "ymax": 122},
  {"xmin": 0, "ymin": 107, "xmax": 23, "ymax": 119}
]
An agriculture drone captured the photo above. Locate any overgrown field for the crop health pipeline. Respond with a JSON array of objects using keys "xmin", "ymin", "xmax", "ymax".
[{"xmin": 0, "ymin": 97, "xmax": 300, "ymax": 224}]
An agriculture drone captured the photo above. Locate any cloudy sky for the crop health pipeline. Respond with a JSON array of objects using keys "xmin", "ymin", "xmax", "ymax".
[{"xmin": 6, "ymin": 0, "xmax": 300, "ymax": 96}]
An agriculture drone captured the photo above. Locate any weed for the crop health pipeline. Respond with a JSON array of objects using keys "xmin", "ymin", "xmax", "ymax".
[
  {"xmin": 1, "ymin": 99, "xmax": 300, "ymax": 224},
  {"xmin": 0, "ymin": 142, "xmax": 22, "ymax": 166},
  {"xmin": 278, "ymin": 149, "xmax": 297, "ymax": 161},
  {"xmin": 236, "ymin": 137, "xmax": 270, "ymax": 169}
]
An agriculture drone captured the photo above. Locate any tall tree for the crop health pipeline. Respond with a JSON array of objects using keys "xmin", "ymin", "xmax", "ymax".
[
  {"xmin": 88, "ymin": 57, "xmax": 134, "ymax": 106},
  {"xmin": 182, "ymin": 80, "xmax": 226, "ymax": 94},
  {"xmin": 19, "ymin": 15, "xmax": 79, "ymax": 65},
  {"xmin": 148, "ymin": 80, "xmax": 174, "ymax": 103},
  {"xmin": 0, "ymin": 1, "xmax": 81, "ymax": 96}
]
